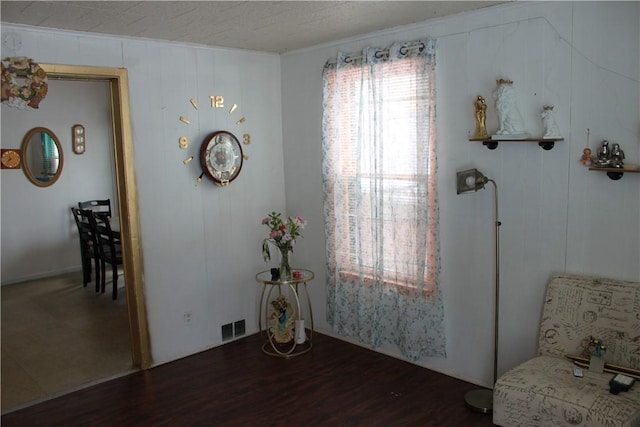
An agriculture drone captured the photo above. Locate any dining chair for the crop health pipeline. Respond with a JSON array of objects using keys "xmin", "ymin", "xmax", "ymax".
[
  {"xmin": 91, "ymin": 211, "xmax": 123, "ymax": 300},
  {"xmin": 71, "ymin": 207, "xmax": 101, "ymax": 291},
  {"xmin": 78, "ymin": 199, "xmax": 112, "ymax": 218}
]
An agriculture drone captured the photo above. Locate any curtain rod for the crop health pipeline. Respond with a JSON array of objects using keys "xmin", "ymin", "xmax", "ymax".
[{"xmin": 339, "ymin": 42, "xmax": 426, "ymax": 64}]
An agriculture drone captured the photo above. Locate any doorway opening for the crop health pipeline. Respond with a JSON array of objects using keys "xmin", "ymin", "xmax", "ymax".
[{"xmin": 41, "ymin": 64, "xmax": 151, "ymax": 369}]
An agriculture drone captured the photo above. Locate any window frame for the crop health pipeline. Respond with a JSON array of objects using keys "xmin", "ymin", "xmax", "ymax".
[{"xmin": 322, "ymin": 51, "xmax": 438, "ymax": 297}]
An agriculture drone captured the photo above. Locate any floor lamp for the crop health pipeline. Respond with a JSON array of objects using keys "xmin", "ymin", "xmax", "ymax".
[{"xmin": 456, "ymin": 168, "xmax": 501, "ymax": 414}]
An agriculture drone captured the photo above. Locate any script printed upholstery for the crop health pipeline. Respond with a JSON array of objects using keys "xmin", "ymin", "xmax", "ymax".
[
  {"xmin": 494, "ymin": 356, "xmax": 640, "ymax": 427},
  {"xmin": 538, "ymin": 274, "xmax": 640, "ymax": 370},
  {"xmin": 493, "ymin": 274, "xmax": 640, "ymax": 427}
]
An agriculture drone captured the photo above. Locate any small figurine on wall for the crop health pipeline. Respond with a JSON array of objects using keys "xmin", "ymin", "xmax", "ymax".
[
  {"xmin": 610, "ymin": 143, "xmax": 625, "ymax": 167},
  {"xmin": 541, "ymin": 106, "xmax": 562, "ymax": 139},
  {"xmin": 473, "ymin": 95, "xmax": 489, "ymax": 139},
  {"xmin": 580, "ymin": 129, "xmax": 592, "ymax": 166},
  {"xmin": 593, "ymin": 140, "xmax": 614, "ymax": 167},
  {"xmin": 580, "ymin": 147, "xmax": 592, "ymax": 166},
  {"xmin": 597, "ymin": 140, "xmax": 610, "ymax": 164},
  {"xmin": 594, "ymin": 141, "xmax": 629, "ymax": 170},
  {"xmin": 492, "ymin": 78, "xmax": 528, "ymax": 138}
]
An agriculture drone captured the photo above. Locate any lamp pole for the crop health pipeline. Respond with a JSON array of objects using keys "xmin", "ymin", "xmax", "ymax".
[
  {"xmin": 488, "ymin": 179, "xmax": 500, "ymax": 387},
  {"xmin": 457, "ymin": 170, "xmax": 501, "ymax": 414}
]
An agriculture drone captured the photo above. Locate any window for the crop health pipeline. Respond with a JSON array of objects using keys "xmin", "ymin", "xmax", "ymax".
[
  {"xmin": 322, "ymin": 43, "xmax": 438, "ymax": 295},
  {"xmin": 322, "ymin": 40, "xmax": 444, "ymax": 360}
]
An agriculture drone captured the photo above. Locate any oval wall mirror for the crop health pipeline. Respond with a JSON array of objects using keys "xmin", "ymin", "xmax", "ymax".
[{"xmin": 20, "ymin": 127, "xmax": 64, "ymax": 187}]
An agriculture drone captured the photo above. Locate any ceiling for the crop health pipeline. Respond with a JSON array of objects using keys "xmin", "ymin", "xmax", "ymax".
[{"xmin": 1, "ymin": 1, "xmax": 507, "ymax": 54}]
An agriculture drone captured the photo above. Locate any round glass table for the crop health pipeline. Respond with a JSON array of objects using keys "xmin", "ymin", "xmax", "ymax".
[{"xmin": 255, "ymin": 269, "xmax": 314, "ymax": 357}]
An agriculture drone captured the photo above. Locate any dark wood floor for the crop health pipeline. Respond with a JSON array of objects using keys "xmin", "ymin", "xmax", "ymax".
[{"xmin": 2, "ymin": 332, "xmax": 495, "ymax": 426}]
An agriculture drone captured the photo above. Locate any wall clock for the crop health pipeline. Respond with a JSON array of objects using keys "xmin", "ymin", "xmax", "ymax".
[
  {"xmin": 1, "ymin": 148, "xmax": 22, "ymax": 169},
  {"xmin": 178, "ymin": 96, "xmax": 251, "ymax": 186},
  {"xmin": 200, "ymin": 131, "xmax": 243, "ymax": 186}
]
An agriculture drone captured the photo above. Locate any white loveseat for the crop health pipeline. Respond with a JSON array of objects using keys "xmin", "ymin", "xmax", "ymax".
[{"xmin": 493, "ymin": 273, "xmax": 640, "ymax": 427}]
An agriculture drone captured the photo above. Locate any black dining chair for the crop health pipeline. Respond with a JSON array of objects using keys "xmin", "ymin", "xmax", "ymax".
[
  {"xmin": 71, "ymin": 207, "xmax": 101, "ymax": 291},
  {"xmin": 78, "ymin": 199, "xmax": 112, "ymax": 218},
  {"xmin": 90, "ymin": 211, "xmax": 123, "ymax": 300}
]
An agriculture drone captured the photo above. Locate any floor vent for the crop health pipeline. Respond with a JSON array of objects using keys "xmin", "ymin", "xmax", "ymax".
[
  {"xmin": 221, "ymin": 323, "xmax": 233, "ymax": 341},
  {"xmin": 234, "ymin": 319, "xmax": 246, "ymax": 337}
]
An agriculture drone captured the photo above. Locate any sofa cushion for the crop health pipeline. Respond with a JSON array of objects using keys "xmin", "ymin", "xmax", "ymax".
[
  {"xmin": 538, "ymin": 274, "xmax": 640, "ymax": 371},
  {"xmin": 493, "ymin": 355, "xmax": 640, "ymax": 427}
]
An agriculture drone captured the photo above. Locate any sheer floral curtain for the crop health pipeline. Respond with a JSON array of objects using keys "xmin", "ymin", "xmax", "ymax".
[{"xmin": 322, "ymin": 38, "xmax": 445, "ymax": 361}]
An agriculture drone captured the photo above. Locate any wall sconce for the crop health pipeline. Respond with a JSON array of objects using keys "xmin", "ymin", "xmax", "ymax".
[{"xmin": 72, "ymin": 124, "xmax": 85, "ymax": 154}]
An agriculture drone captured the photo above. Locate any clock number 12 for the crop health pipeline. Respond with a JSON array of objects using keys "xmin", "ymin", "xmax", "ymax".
[{"xmin": 210, "ymin": 96, "xmax": 224, "ymax": 108}]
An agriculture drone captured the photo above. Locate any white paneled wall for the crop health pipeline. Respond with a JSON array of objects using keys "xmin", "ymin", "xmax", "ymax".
[
  {"xmin": 1, "ymin": 27, "xmax": 284, "ymax": 364},
  {"xmin": 282, "ymin": 1, "xmax": 639, "ymax": 387}
]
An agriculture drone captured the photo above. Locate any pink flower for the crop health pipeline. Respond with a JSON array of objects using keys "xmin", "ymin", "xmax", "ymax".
[
  {"xmin": 295, "ymin": 216, "xmax": 307, "ymax": 227},
  {"xmin": 262, "ymin": 217, "xmax": 270, "ymax": 224},
  {"xmin": 269, "ymin": 230, "xmax": 278, "ymax": 239}
]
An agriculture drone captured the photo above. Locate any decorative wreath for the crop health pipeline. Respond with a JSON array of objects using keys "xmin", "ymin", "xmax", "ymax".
[{"xmin": 1, "ymin": 57, "xmax": 48, "ymax": 110}]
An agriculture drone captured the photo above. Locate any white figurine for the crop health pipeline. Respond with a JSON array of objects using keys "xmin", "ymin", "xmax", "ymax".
[
  {"xmin": 541, "ymin": 106, "xmax": 562, "ymax": 139},
  {"xmin": 493, "ymin": 78, "xmax": 527, "ymax": 138}
]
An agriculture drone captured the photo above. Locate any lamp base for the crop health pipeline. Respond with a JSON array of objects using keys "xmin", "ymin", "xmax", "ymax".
[{"xmin": 464, "ymin": 389, "xmax": 493, "ymax": 414}]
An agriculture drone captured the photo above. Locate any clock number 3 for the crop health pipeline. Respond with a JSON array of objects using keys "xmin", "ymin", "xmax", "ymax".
[{"xmin": 243, "ymin": 134, "xmax": 251, "ymax": 145}]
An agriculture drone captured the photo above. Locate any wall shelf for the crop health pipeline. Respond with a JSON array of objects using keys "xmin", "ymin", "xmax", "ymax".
[
  {"xmin": 588, "ymin": 165, "xmax": 640, "ymax": 181},
  {"xmin": 469, "ymin": 137, "xmax": 564, "ymax": 151}
]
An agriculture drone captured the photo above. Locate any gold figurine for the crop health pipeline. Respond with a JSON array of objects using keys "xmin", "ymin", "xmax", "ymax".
[{"xmin": 473, "ymin": 95, "xmax": 489, "ymax": 139}]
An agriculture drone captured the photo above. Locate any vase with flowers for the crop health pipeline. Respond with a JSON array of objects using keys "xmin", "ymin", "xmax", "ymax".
[{"xmin": 261, "ymin": 212, "xmax": 306, "ymax": 281}]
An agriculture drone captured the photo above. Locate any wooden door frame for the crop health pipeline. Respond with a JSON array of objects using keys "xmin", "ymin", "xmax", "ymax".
[{"xmin": 42, "ymin": 64, "xmax": 152, "ymax": 369}]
